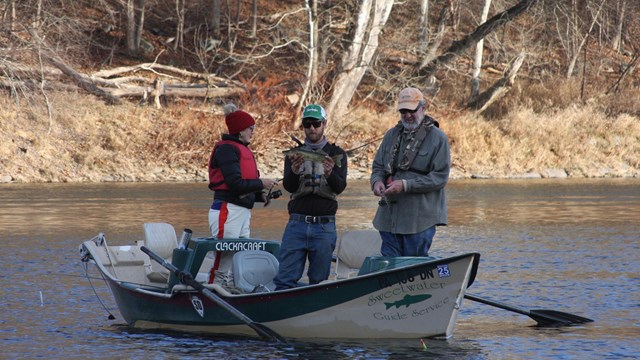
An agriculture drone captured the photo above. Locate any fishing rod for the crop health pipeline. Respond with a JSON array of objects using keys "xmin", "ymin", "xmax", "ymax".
[
  {"xmin": 344, "ymin": 135, "xmax": 384, "ymax": 156},
  {"xmin": 283, "ymin": 131, "xmax": 382, "ymax": 155},
  {"xmin": 282, "ymin": 131, "xmax": 303, "ymax": 146}
]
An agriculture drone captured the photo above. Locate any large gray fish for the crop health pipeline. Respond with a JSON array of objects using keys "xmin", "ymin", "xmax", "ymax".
[{"xmin": 283, "ymin": 148, "xmax": 344, "ymax": 167}]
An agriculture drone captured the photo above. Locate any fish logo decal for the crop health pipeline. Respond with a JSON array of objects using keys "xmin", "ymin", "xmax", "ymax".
[{"xmin": 385, "ymin": 294, "xmax": 432, "ymax": 309}]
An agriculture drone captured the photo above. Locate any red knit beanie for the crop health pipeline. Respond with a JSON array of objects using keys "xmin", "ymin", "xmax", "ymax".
[{"xmin": 225, "ymin": 110, "xmax": 255, "ymax": 134}]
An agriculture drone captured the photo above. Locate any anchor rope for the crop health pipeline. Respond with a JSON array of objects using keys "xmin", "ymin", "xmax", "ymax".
[{"xmin": 82, "ymin": 261, "xmax": 116, "ymax": 320}]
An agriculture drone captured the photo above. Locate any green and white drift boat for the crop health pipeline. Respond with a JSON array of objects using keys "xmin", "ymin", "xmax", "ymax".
[{"xmin": 79, "ymin": 223, "xmax": 480, "ymax": 340}]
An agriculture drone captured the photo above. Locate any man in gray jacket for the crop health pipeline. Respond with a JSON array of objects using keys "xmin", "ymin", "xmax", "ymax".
[{"xmin": 370, "ymin": 87, "xmax": 450, "ymax": 256}]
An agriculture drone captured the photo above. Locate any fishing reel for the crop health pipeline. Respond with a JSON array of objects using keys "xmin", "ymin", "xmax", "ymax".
[
  {"xmin": 263, "ymin": 188, "xmax": 282, "ymax": 207},
  {"xmin": 267, "ymin": 189, "xmax": 282, "ymax": 200}
]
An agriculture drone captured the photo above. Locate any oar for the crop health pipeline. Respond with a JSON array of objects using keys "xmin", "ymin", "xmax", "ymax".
[
  {"xmin": 141, "ymin": 246, "xmax": 286, "ymax": 342},
  {"xmin": 464, "ymin": 293, "xmax": 594, "ymax": 326}
]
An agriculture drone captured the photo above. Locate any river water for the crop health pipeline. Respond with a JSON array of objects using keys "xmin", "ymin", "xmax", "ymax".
[{"xmin": 1, "ymin": 179, "xmax": 638, "ymax": 359}]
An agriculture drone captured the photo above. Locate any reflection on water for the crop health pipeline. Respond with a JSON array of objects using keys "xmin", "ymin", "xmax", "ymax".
[{"xmin": 1, "ymin": 178, "xmax": 639, "ymax": 359}]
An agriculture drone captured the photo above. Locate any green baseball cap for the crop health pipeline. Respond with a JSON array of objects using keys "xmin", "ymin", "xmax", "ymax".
[{"xmin": 302, "ymin": 104, "xmax": 327, "ymax": 121}]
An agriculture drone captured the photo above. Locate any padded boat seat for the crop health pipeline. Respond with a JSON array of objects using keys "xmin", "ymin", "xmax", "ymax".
[
  {"xmin": 334, "ymin": 230, "xmax": 382, "ymax": 279},
  {"xmin": 232, "ymin": 250, "xmax": 279, "ymax": 293},
  {"xmin": 143, "ymin": 222, "xmax": 178, "ymax": 283}
]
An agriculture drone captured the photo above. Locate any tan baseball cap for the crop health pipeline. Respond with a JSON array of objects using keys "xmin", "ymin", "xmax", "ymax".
[{"xmin": 397, "ymin": 87, "xmax": 425, "ymax": 110}]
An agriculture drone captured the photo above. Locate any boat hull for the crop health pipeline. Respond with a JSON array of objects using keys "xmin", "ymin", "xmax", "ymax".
[{"xmin": 85, "ymin": 240, "xmax": 479, "ymax": 339}]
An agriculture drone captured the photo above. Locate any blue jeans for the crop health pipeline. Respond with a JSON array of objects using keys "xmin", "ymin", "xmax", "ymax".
[
  {"xmin": 379, "ymin": 225, "xmax": 436, "ymax": 257},
  {"xmin": 273, "ymin": 219, "xmax": 337, "ymax": 290}
]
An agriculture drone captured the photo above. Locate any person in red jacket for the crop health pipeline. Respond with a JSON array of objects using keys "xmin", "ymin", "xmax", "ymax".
[
  {"xmin": 208, "ymin": 103, "xmax": 278, "ymax": 237},
  {"xmin": 207, "ymin": 104, "xmax": 277, "ymax": 284}
]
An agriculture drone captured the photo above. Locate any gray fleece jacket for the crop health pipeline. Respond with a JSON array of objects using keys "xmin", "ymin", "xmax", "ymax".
[{"xmin": 370, "ymin": 121, "xmax": 450, "ymax": 234}]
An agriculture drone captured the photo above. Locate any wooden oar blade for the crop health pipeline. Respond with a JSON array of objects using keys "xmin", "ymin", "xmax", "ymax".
[
  {"xmin": 251, "ymin": 323, "xmax": 287, "ymax": 343},
  {"xmin": 531, "ymin": 309, "xmax": 594, "ymax": 326},
  {"xmin": 464, "ymin": 293, "xmax": 594, "ymax": 327}
]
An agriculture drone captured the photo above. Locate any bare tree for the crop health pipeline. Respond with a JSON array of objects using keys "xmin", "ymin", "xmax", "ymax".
[
  {"xmin": 611, "ymin": 0, "xmax": 626, "ymax": 52},
  {"xmin": 7, "ymin": 0, "xmax": 17, "ymax": 32},
  {"xmin": 420, "ymin": 4, "xmax": 450, "ymax": 69},
  {"xmin": 467, "ymin": 51, "xmax": 525, "ymax": 113},
  {"xmin": 470, "ymin": 0, "xmax": 492, "ymax": 102},
  {"xmin": 126, "ymin": 0, "xmax": 146, "ymax": 55},
  {"xmin": 325, "ymin": 0, "xmax": 393, "ymax": 126},
  {"xmin": 295, "ymin": 0, "xmax": 320, "ymax": 127},
  {"xmin": 34, "ymin": 0, "xmax": 43, "ymax": 28},
  {"xmin": 174, "ymin": 0, "xmax": 185, "ymax": 51},
  {"xmin": 562, "ymin": 0, "xmax": 606, "ymax": 78},
  {"xmin": 309, "ymin": 0, "xmax": 319, "ymax": 83},
  {"xmin": 420, "ymin": 0, "xmax": 537, "ymax": 76},
  {"xmin": 234, "ymin": 0, "xmax": 240, "ymax": 29},
  {"xmin": 251, "ymin": 0, "xmax": 257, "ymax": 38},
  {"xmin": 418, "ymin": 0, "xmax": 430, "ymax": 53},
  {"xmin": 210, "ymin": 0, "xmax": 221, "ymax": 35}
]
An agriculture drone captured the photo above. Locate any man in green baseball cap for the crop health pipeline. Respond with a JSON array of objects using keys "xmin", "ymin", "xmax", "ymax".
[
  {"xmin": 273, "ymin": 104, "xmax": 348, "ymax": 290},
  {"xmin": 301, "ymin": 104, "xmax": 327, "ymax": 121}
]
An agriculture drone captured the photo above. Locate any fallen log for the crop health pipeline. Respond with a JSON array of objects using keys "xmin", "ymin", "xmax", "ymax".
[
  {"xmin": 92, "ymin": 63, "xmax": 243, "ymax": 88},
  {"xmin": 104, "ymin": 83, "xmax": 244, "ymax": 99}
]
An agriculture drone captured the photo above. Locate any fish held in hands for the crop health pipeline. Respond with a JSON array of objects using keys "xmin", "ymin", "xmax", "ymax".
[{"xmin": 282, "ymin": 148, "xmax": 343, "ymax": 167}]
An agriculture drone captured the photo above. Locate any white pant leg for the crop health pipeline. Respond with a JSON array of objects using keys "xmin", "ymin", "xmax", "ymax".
[
  {"xmin": 208, "ymin": 202, "xmax": 251, "ymax": 239},
  {"xmin": 207, "ymin": 202, "xmax": 252, "ymax": 284}
]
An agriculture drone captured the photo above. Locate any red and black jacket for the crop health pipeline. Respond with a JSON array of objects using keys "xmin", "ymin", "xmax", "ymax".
[{"xmin": 208, "ymin": 135, "xmax": 264, "ymax": 209}]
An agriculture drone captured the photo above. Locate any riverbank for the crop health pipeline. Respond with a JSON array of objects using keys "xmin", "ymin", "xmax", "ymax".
[{"xmin": 1, "ymin": 94, "xmax": 639, "ymax": 184}]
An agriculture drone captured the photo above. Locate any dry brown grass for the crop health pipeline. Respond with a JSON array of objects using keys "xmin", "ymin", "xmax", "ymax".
[
  {"xmin": 444, "ymin": 104, "xmax": 640, "ymax": 178},
  {"xmin": 1, "ymin": 90, "xmax": 639, "ymax": 183}
]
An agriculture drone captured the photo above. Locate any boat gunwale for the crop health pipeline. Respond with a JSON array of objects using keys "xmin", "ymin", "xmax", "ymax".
[{"xmin": 83, "ymin": 238, "xmax": 480, "ymax": 301}]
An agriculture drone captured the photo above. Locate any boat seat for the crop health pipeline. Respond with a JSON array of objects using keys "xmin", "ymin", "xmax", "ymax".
[
  {"xmin": 232, "ymin": 250, "xmax": 279, "ymax": 293},
  {"xmin": 334, "ymin": 230, "xmax": 382, "ymax": 279},
  {"xmin": 143, "ymin": 222, "xmax": 178, "ymax": 283}
]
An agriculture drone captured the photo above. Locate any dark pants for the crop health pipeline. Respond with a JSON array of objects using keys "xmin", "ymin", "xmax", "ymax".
[
  {"xmin": 379, "ymin": 225, "xmax": 436, "ymax": 256},
  {"xmin": 273, "ymin": 218, "xmax": 337, "ymax": 290}
]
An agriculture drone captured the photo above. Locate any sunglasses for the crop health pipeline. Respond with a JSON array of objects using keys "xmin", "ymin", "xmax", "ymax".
[
  {"xmin": 399, "ymin": 106, "xmax": 421, "ymax": 115},
  {"xmin": 302, "ymin": 121, "xmax": 323, "ymax": 129}
]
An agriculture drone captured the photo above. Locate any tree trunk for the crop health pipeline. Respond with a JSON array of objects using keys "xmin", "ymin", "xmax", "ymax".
[
  {"xmin": 611, "ymin": 0, "xmax": 626, "ymax": 53},
  {"xmin": 47, "ymin": 55, "xmax": 122, "ymax": 105},
  {"xmin": 126, "ymin": 0, "xmax": 146, "ymax": 55},
  {"xmin": 606, "ymin": 50, "xmax": 639, "ymax": 94},
  {"xmin": 418, "ymin": 0, "xmax": 429, "ymax": 54},
  {"xmin": 10, "ymin": 0, "xmax": 16, "ymax": 32},
  {"xmin": 325, "ymin": 0, "xmax": 393, "ymax": 128},
  {"xmin": 235, "ymin": 0, "xmax": 241, "ymax": 29},
  {"xmin": 420, "ymin": 0, "xmax": 537, "ymax": 76},
  {"xmin": 174, "ymin": 0, "xmax": 185, "ymax": 51},
  {"xmin": 467, "ymin": 52, "xmax": 525, "ymax": 113},
  {"xmin": 310, "ymin": 0, "xmax": 319, "ymax": 83},
  {"xmin": 295, "ymin": 0, "xmax": 320, "ymax": 128},
  {"xmin": 251, "ymin": 0, "xmax": 257, "ymax": 38},
  {"xmin": 34, "ymin": 0, "xmax": 43, "ymax": 28},
  {"xmin": 469, "ymin": 0, "xmax": 492, "ymax": 102},
  {"xmin": 420, "ymin": 4, "xmax": 449, "ymax": 68},
  {"xmin": 319, "ymin": 0, "xmax": 332, "ymax": 66},
  {"xmin": 565, "ymin": 0, "xmax": 605, "ymax": 78},
  {"xmin": 210, "ymin": 0, "xmax": 221, "ymax": 35},
  {"xmin": 126, "ymin": 0, "xmax": 136, "ymax": 54}
]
